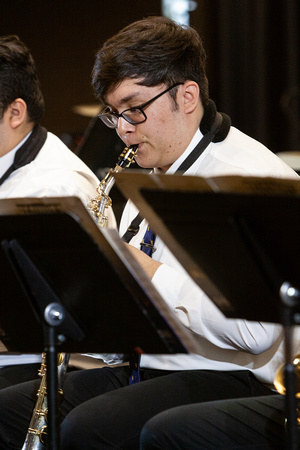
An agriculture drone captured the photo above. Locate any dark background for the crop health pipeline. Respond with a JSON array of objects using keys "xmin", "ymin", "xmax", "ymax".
[{"xmin": 1, "ymin": 0, "xmax": 299, "ymax": 169}]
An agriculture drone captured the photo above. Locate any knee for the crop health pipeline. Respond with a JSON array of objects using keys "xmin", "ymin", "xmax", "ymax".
[
  {"xmin": 140, "ymin": 414, "xmax": 166, "ymax": 450},
  {"xmin": 61, "ymin": 409, "xmax": 85, "ymax": 450},
  {"xmin": 60, "ymin": 405, "xmax": 114, "ymax": 449},
  {"xmin": 140, "ymin": 422, "xmax": 156, "ymax": 449}
]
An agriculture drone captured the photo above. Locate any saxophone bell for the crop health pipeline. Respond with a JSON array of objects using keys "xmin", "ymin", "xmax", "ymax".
[{"xmin": 22, "ymin": 353, "xmax": 70, "ymax": 449}]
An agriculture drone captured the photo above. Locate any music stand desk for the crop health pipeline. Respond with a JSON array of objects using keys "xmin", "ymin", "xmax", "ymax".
[
  {"xmin": 115, "ymin": 171, "xmax": 300, "ymax": 449},
  {"xmin": 0, "ymin": 195, "xmax": 200, "ymax": 449}
]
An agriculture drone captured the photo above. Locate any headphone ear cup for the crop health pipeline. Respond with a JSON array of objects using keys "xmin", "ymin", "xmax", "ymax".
[
  {"xmin": 200, "ymin": 100, "xmax": 231, "ymax": 143},
  {"xmin": 213, "ymin": 112, "xmax": 231, "ymax": 143}
]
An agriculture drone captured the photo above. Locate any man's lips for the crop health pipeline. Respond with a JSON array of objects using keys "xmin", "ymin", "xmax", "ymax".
[{"xmin": 128, "ymin": 143, "xmax": 142, "ymax": 154}]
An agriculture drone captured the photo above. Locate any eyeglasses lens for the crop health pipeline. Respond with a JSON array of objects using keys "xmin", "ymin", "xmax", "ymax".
[
  {"xmin": 122, "ymin": 109, "xmax": 146, "ymax": 125},
  {"xmin": 99, "ymin": 108, "xmax": 146, "ymax": 129},
  {"xmin": 100, "ymin": 115, "xmax": 118, "ymax": 128}
]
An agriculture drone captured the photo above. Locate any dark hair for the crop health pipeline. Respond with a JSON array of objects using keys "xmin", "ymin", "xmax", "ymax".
[
  {"xmin": 92, "ymin": 16, "xmax": 209, "ymax": 106},
  {"xmin": 0, "ymin": 35, "xmax": 44, "ymax": 122}
]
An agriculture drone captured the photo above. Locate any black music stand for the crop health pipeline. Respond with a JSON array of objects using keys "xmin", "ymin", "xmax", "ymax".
[
  {"xmin": 115, "ymin": 172, "xmax": 300, "ymax": 450},
  {"xmin": 0, "ymin": 196, "xmax": 200, "ymax": 450}
]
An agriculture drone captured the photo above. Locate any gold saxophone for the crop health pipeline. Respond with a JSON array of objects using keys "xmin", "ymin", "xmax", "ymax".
[
  {"xmin": 88, "ymin": 144, "xmax": 138, "ymax": 227},
  {"xmin": 22, "ymin": 145, "xmax": 137, "ymax": 449},
  {"xmin": 22, "ymin": 353, "xmax": 70, "ymax": 449}
]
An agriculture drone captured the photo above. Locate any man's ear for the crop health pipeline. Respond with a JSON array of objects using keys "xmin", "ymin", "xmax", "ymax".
[
  {"xmin": 181, "ymin": 81, "xmax": 200, "ymax": 114},
  {"xmin": 8, "ymin": 98, "xmax": 28, "ymax": 129}
]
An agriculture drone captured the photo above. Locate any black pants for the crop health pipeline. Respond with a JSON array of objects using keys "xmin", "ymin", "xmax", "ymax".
[
  {"xmin": 0, "ymin": 363, "xmax": 41, "ymax": 389},
  {"xmin": 140, "ymin": 395, "xmax": 291, "ymax": 450},
  {"xmin": 0, "ymin": 366, "xmax": 273, "ymax": 449}
]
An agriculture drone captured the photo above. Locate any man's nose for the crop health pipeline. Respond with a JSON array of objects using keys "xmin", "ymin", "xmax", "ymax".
[{"xmin": 117, "ymin": 116, "xmax": 136, "ymax": 135}]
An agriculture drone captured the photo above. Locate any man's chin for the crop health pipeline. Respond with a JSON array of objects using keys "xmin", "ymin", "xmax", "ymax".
[{"xmin": 134, "ymin": 156, "xmax": 153, "ymax": 170}]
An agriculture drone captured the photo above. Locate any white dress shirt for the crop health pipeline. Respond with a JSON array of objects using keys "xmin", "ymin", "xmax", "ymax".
[{"xmin": 119, "ymin": 126, "xmax": 299, "ymax": 387}]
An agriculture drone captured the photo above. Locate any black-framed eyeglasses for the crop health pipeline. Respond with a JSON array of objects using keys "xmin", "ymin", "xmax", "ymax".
[{"xmin": 98, "ymin": 82, "xmax": 184, "ymax": 129}]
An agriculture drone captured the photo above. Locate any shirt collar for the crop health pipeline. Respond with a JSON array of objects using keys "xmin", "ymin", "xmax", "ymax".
[
  {"xmin": 0, "ymin": 131, "xmax": 33, "ymax": 178},
  {"xmin": 165, "ymin": 127, "xmax": 202, "ymax": 175}
]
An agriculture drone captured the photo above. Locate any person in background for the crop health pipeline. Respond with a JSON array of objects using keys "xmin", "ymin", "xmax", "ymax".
[
  {"xmin": 0, "ymin": 17, "xmax": 298, "ymax": 449},
  {"xmin": 0, "ymin": 35, "xmax": 112, "ymax": 388}
]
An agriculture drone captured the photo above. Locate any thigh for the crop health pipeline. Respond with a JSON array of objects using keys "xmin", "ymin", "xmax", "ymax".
[
  {"xmin": 141, "ymin": 395, "xmax": 287, "ymax": 450},
  {"xmin": 143, "ymin": 368, "xmax": 272, "ymax": 401},
  {"xmin": 0, "ymin": 363, "xmax": 41, "ymax": 389},
  {"xmin": 61, "ymin": 371, "xmax": 200, "ymax": 450},
  {"xmin": 60, "ymin": 369, "xmax": 272, "ymax": 450},
  {"xmin": 60, "ymin": 365, "xmax": 130, "ymax": 416},
  {"xmin": 0, "ymin": 361, "xmax": 79, "ymax": 391},
  {"xmin": 0, "ymin": 378, "xmax": 41, "ymax": 449}
]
